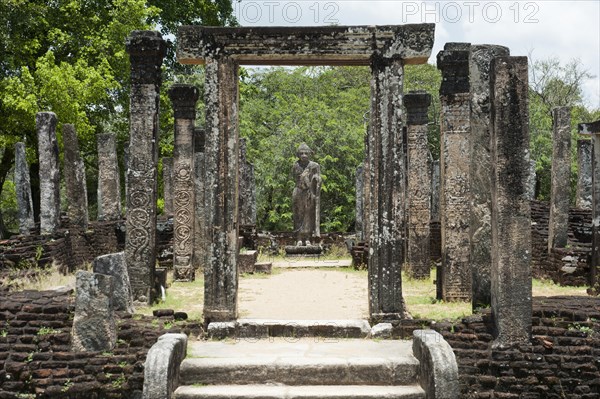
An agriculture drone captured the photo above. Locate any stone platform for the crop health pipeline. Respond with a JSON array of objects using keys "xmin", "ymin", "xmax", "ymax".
[
  {"xmin": 174, "ymin": 338, "xmax": 425, "ymax": 399},
  {"xmin": 272, "ymin": 259, "xmax": 352, "ymax": 268}
]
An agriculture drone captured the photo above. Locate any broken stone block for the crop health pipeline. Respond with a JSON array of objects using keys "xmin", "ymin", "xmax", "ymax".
[
  {"xmin": 92, "ymin": 252, "xmax": 134, "ymax": 314},
  {"xmin": 71, "ymin": 271, "xmax": 117, "ymax": 352}
]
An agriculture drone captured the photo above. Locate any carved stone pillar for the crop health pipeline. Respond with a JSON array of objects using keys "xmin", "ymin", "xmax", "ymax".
[
  {"xmin": 14, "ymin": 143, "xmax": 35, "ymax": 235},
  {"xmin": 490, "ymin": 56, "xmax": 532, "ymax": 347},
  {"xmin": 125, "ymin": 30, "xmax": 166, "ymax": 304},
  {"xmin": 368, "ymin": 57, "xmax": 409, "ymax": 321},
  {"xmin": 469, "ymin": 44, "xmax": 509, "ymax": 310},
  {"xmin": 437, "ymin": 43, "xmax": 472, "ymax": 301},
  {"xmin": 63, "ymin": 124, "xmax": 89, "ymax": 230},
  {"xmin": 37, "ymin": 112, "xmax": 61, "ymax": 235},
  {"xmin": 169, "ymin": 84, "xmax": 199, "ymax": 282},
  {"xmin": 576, "ymin": 139, "xmax": 592, "ymax": 209},
  {"xmin": 548, "ymin": 107, "xmax": 572, "ymax": 252},
  {"xmin": 203, "ymin": 57, "xmax": 240, "ymax": 322},
  {"xmin": 97, "ymin": 133, "xmax": 122, "ymax": 221},
  {"xmin": 578, "ymin": 120, "xmax": 600, "ymax": 295},
  {"xmin": 404, "ymin": 91, "xmax": 432, "ymax": 279}
]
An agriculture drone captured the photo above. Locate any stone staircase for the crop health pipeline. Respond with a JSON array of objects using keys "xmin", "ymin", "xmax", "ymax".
[{"xmin": 172, "ymin": 338, "xmax": 426, "ymax": 399}]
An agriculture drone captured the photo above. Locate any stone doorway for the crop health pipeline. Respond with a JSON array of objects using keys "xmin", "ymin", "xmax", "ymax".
[{"xmin": 176, "ymin": 24, "xmax": 435, "ymax": 323}]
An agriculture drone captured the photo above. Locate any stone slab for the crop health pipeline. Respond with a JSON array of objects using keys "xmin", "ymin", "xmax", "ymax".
[
  {"xmin": 272, "ymin": 259, "xmax": 352, "ymax": 268},
  {"xmin": 174, "ymin": 384, "xmax": 425, "ymax": 399},
  {"xmin": 178, "ymin": 24, "xmax": 435, "ymax": 66},
  {"xmin": 182, "ymin": 338, "xmax": 418, "ymax": 386},
  {"xmin": 207, "ymin": 319, "xmax": 371, "ymax": 339}
]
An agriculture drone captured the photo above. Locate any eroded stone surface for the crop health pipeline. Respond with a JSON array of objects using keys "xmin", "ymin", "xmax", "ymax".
[
  {"xmin": 97, "ymin": 133, "xmax": 122, "ymax": 221},
  {"xmin": 577, "ymin": 139, "xmax": 592, "ymax": 209},
  {"xmin": 405, "ymin": 91, "xmax": 432, "ymax": 280},
  {"xmin": 37, "ymin": 112, "xmax": 60, "ymax": 235},
  {"xmin": 203, "ymin": 57, "xmax": 240, "ymax": 322},
  {"xmin": 125, "ymin": 30, "xmax": 166, "ymax": 304},
  {"xmin": 169, "ymin": 84, "xmax": 199, "ymax": 282},
  {"xmin": 355, "ymin": 165, "xmax": 365, "ymax": 241},
  {"xmin": 579, "ymin": 120, "xmax": 600, "ymax": 295},
  {"xmin": 178, "ymin": 25, "xmax": 435, "ymax": 66},
  {"xmin": 239, "ymin": 138, "xmax": 257, "ymax": 227},
  {"xmin": 193, "ymin": 128, "xmax": 208, "ymax": 270},
  {"xmin": 71, "ymin": 271, "xmax": 116, "ymax": 352},
  {"xmin": 14, "ymin": 142, "xmax": 35, "ymax": 235},
  {"xmin": 63, "ymin": 123, "xmax": 89, "ymax": 230},
  {"xmin": 437, "ymin": 43, "xmax": 472, "ymax": 301},
  {"xmin": 548, "ymin": 106, "xmax": 572, "ymax": 252},
  {"xmin": 490, "ymin": 56, "xmax": 532, "ymax": 347},
  {"xmin": 162, "ymin": 157, "xmax": 174, "ymax": 217},
  {"xmin": 92, "ymin": 252, "xmax": 134, "ymax": 313},
  {"xmin": 469, "ymin": 44, "xmax": 509, "ymax": 310},
  {"xmin": 292, "ymin": 143, "xmax": 321, "ymax": 244}
]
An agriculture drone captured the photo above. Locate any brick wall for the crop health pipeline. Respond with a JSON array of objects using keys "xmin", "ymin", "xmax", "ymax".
[
  {"xmin": 0, "ymin": 289, "xmax": 202, "ymax": 398},
  {"xmin": 531, "ymin": 200, "xmax": 592, "ymax": 286}
]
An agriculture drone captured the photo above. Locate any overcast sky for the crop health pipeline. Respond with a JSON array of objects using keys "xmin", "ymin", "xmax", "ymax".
[{"xmin": 232, "ymin": 0, "xmax": 600, "ymax": 109}]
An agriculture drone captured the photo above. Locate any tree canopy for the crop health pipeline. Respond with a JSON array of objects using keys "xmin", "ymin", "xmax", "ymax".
[{"xmin": 0, "ymin": 0, "xmax": 236, "ymax": 236}]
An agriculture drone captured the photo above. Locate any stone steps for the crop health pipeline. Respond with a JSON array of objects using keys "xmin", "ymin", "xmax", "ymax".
[
  {"xmin": 174, "ymin": 338, "xmax": 425, "ymax": 399},
  {"xmin": 174, "ymin": 384, "xmax": 425, "ymax": 398}
]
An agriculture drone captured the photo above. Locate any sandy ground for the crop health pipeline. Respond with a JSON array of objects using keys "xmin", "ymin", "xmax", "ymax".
[{"xmin": 238, "ymin": 268, "xmax": 369, "ymax": 320}]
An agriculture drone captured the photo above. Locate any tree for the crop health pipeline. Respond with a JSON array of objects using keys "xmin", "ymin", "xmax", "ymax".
[
  {"xmin": 0, "ymin": 0, "xmax": 235, "ymax": 236},
  {"xmin": 238, "ymin": 63, "xmax": 441, "ymax": 233},
  {"xmin": 528, "ymin": 55, "xmax": 598, "ymax": 201}
]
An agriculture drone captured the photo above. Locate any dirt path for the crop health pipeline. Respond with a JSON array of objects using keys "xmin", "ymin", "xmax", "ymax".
[{"xmin": 238, "ymin": 268, "xmax": 368, "ymax": 320}]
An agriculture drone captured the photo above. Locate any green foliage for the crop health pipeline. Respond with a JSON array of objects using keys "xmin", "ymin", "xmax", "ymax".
[
  {"xmin": 239, "ymin": 64, "xmax": 441, "ymax": 232},
  {"xmin": 528, "ymin": 54, "xmax": 599, "ymax": 201},
  {"xmin": 0, "ymin": 0, "xmax": 235, "ymax": 234}
]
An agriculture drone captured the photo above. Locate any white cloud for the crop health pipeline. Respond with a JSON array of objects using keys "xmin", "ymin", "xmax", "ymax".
[{"xmin": 233, "ymin": 0, "xmax": 599, "ymax": 108}]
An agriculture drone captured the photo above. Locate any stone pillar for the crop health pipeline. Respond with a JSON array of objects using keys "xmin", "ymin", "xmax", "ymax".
[
  {"xmin": 527, "ymin": 160, "xmax": 537, "ymax": 200},
  {"xmin": 125, "ymin": 31, "xmax": 166, "ymax": 304},
  {"xmin": 404, "ymin": 90, "xmax": 432, "ymax": 279},
  {"xmin": 14, "ymin": 142, "xmax": 35, "ymax": 235},
  {"xmin": 578, "ymin": 120, "xmax": 600, "ymax": 295},
  {"xmin": 430, "ymin": 160, "xmax": 440, "ymax": 222},
  {"xmin": 162, "ymin": 157, "xmax": 174, "ymax": 218},
  {"xmin": 437, "ymin": 43, "xmax": 472, "ymax": 301},
  {"xmin": 92, "ymin": 252, "xmax": 134, "ymax": 314},
  {"xmin": 97, "ymin": 133, "xmax": 122, "ymax": 221},
  {"xmin": 63, "ymin": 124, "xmax": 89, "ymax": 230},
  {"xmin": 469, "ymin": 44, "xmax": 510, "ymax": 310},
  {"xmin": 548, "ymin": 107, "xmax": 572, "ymax": 252},
  {"xmin": 576, "ymin": 139, "xmax": 592, "ymax": 209},
  {"xmin": 36, "ymin": 112, "xmax": 61, "ymax": 235},
  {"xmin": 169, "ymin": 84, "xmax": 199, "ymax": 282},
  {"xmin": 71, "ymin": 271, "xmax": 117, "ymax": 352},
  {"xmin": 238, "ymin": 138, "xmax": 256, "ymax": 226},
  {"xmin": 490, "ymin": 56, "xmax": 532, "ymax": 347},
  {"xmin": 203, "ymin": 57, "xmax": 240, "ymax": 322},
  {"xmin": 194, "ymin": 128, "xmax": 208, "ymax": 269},
  {"xmin": 355, "ymin": 164, "xmax": 364, "ymax": 241},
  {"xmin": 367, "ymin": 57, "xmax": 410, "ymax": 321}
]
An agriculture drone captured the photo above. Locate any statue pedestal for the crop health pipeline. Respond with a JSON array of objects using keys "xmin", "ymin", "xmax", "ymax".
[{"xmin": 284, "ymin": 245, "xmax": 322, "ymax": 257}]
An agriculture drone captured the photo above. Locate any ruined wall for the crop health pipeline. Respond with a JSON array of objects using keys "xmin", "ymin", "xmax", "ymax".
[
  {"xmin": 0, "ymin": 289, "xmax": 202, "ymax": 398},
  {"xmin": 531, "ymin": 200, "xmax": 592, "ymax": 286},
  {"xmin": 0, "ymin": 220, "xmax": 125, "ymax": 291}
]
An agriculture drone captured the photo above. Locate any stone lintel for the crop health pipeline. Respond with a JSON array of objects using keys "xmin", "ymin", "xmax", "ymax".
[
  {"xmin": 579, "ymin": 120, "xmax": 600, "ymax": 135},
  {"xmin": 126, "ymin": 30, "xmax": 167, "ymax": 84},
  {"xmin": 437, "ymin": 42, "xmax": 471, "ymax": 95},
  {"xmin": 169, "ymin": 84, "xmax": 200, "ymax": 120},
  {"xmin": 177, "ymin": 24, "xmax": 435, "ymax": 66},
  {"xmin": 404, "ymin": 90, "xmax": 432, "ymax": 125}
]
